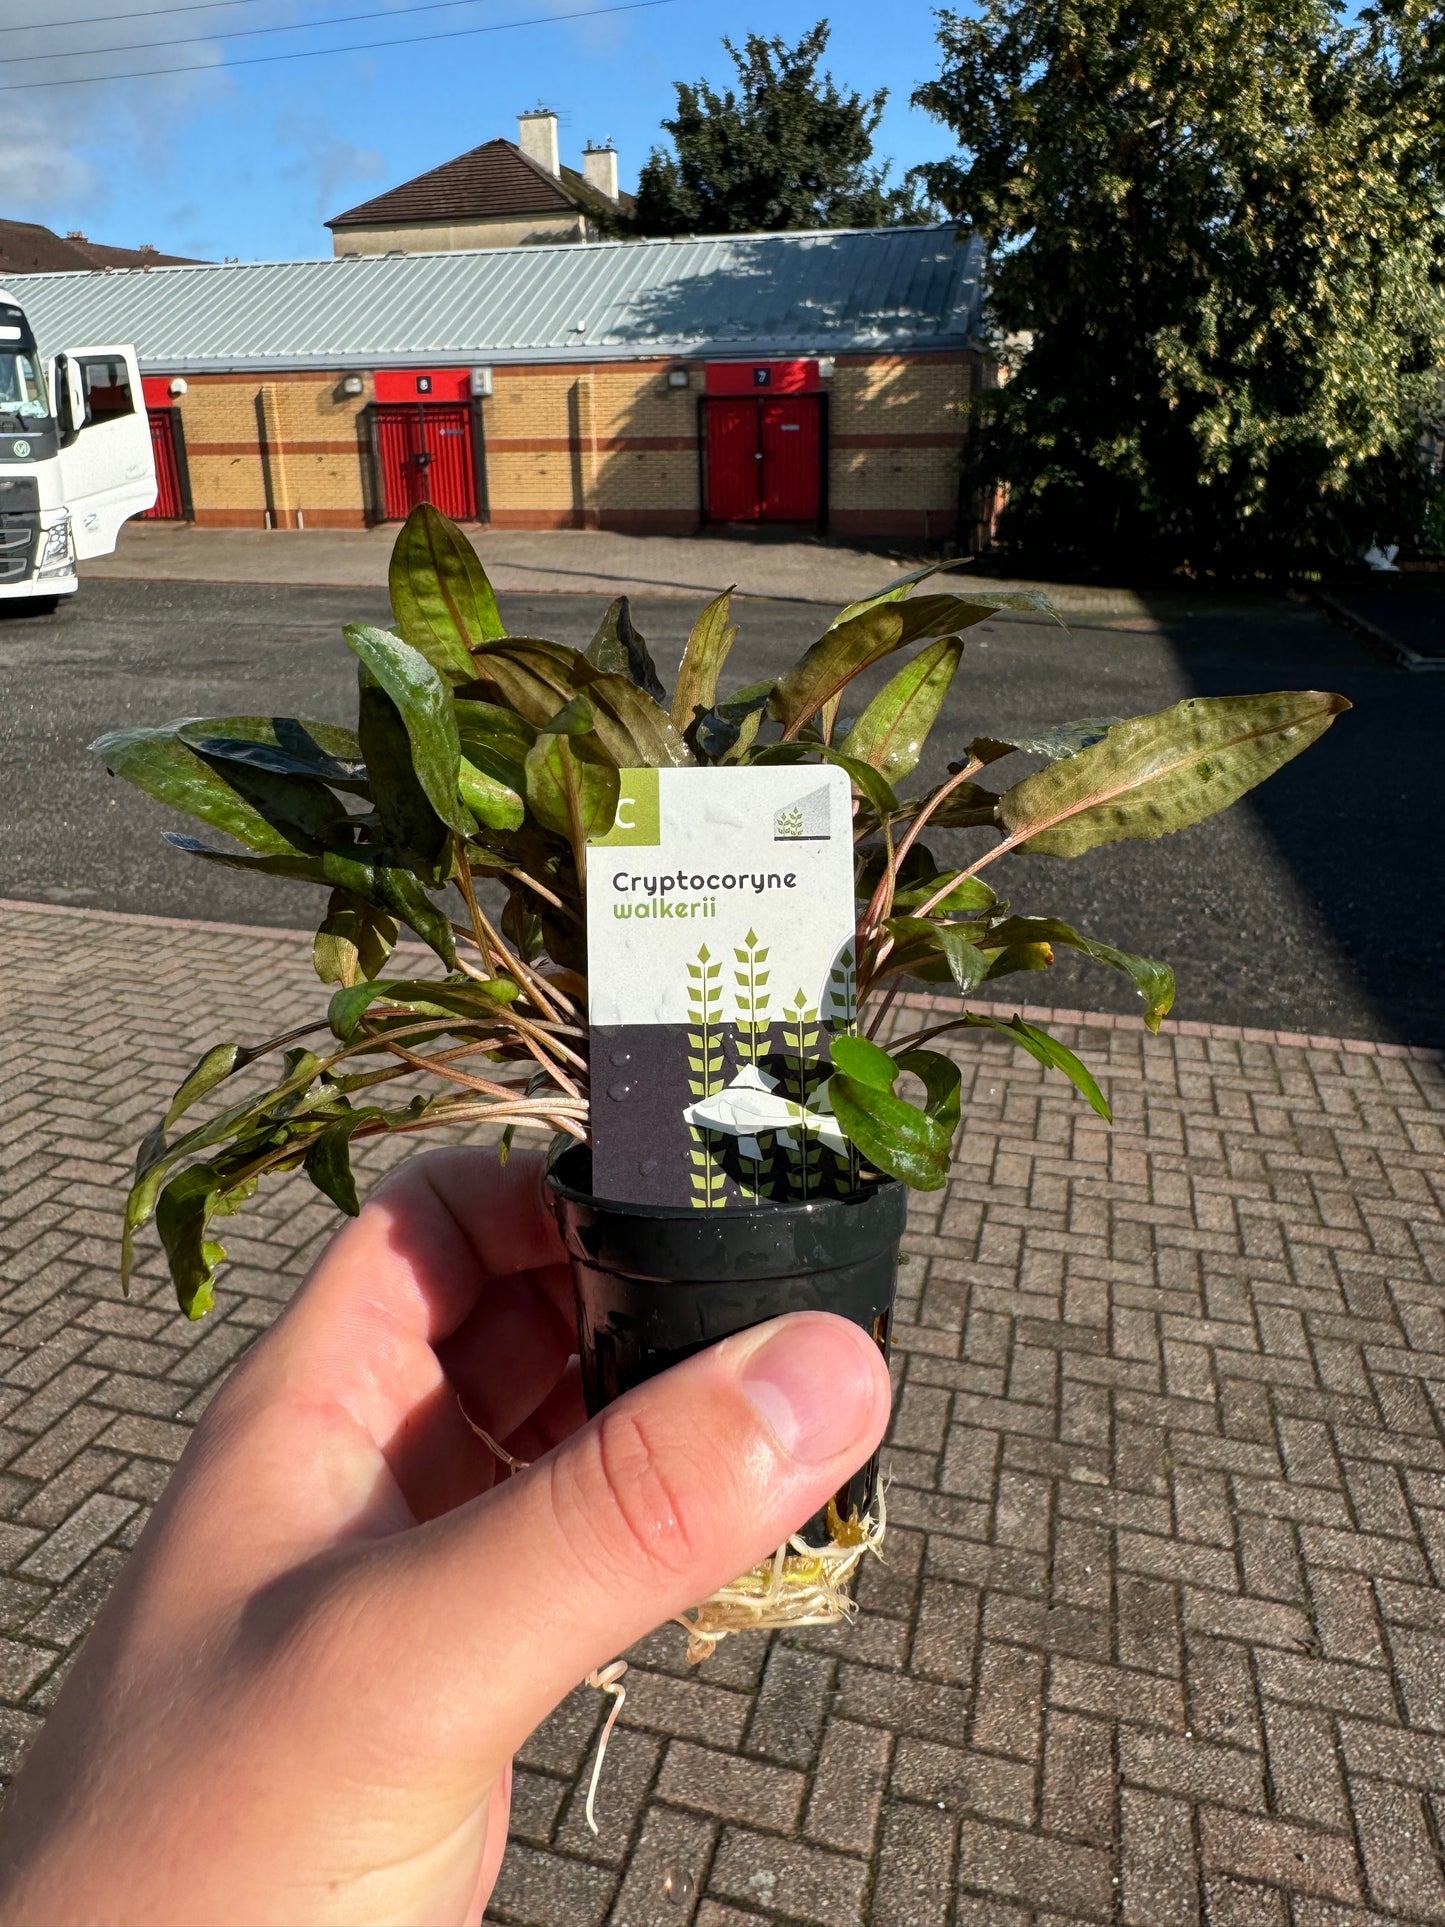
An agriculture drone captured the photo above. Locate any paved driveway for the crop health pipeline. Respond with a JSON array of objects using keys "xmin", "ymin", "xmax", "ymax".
[
  {"xmin": 0, "ymin": 901, "xmax": 1441, "ymax": 1924},
  {"xmin": 1, "ymin": 578, "xmax": 1440, "ymax": 1044}
]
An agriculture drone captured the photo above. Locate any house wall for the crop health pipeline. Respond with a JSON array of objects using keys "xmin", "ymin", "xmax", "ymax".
[
  {"xmin": 158, "ymin": 351, "xmax": 974, "ymax": 538},
  {"xmin": 330, "ymin": 212, "xmax": 586, "ymax": 256}
]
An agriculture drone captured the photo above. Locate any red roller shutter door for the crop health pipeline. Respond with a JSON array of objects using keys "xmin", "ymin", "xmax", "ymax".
[{"xmin": 374, "ymin": 404, "xmax": 477, "ymax": 521}]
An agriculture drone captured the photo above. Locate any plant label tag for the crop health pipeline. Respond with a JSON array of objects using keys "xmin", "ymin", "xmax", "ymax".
[{"xmin": 585, "ymin": 765, "xmax": 857, "ymax": 1207}]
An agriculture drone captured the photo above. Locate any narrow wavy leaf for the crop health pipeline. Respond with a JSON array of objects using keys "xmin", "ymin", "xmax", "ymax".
[
  {"xmin": 91, "ymin": 724, "xmax": 340, "ymax": 855},
  {"xmin": 672, "ymin": 588, "xmax": 738, "ymax": 735},
  {"xmin": 982, "ymin": 916, "xmax": 1174, "ymax": 1031},
  {"xmin": 839, "ymin": 636, "xmax": 965, "ymax": 782},
  {"xmin": 998, "ymin": 692, "xmax": 1350, "ymax": 857},
  {"xmin": 966, "ymin": 1013, "xmax": 1111, "ymax": 1119}
]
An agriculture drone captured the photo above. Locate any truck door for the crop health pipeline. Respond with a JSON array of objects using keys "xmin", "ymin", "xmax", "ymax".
[{"xmin": 54, "ymin": 346, "xmax": 157, "ymax": 556}]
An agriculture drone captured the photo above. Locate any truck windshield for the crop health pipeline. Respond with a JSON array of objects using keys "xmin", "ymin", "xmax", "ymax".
[{"xmin": 0, "ymin": 352, "xmax": 50, "ymax": 428}]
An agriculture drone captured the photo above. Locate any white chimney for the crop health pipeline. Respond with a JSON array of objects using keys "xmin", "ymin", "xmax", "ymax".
[
  {"xmin": 518, "ymin": 109, "xmax": 560, "ymax": 177},
  {"xmin": 582, "ymin": 143, "xmax": 619, "ymax": 202}
]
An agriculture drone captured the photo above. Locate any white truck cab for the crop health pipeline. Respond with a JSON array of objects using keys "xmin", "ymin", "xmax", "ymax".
[{"xmin": 0, "ymin": 286, "xmax": 156, "ymax": 607}]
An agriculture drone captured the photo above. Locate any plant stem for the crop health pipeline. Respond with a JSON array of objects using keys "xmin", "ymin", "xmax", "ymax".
[{"xmin": 863, "ymin": 976, "xmax": 903, "ymax": 1041}]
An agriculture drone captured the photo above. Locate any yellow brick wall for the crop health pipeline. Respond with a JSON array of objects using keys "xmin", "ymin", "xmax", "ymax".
[
  {"xmin": 829, "ymin": 355, "xmax": 971, "ymax": 535},
  {"xmin": 174, "ymin": 373, "xmax": 372, "ymax": 526},
  {"xmin": 159, "ymin": 353, "xmax": 974, "ymax": 536}
]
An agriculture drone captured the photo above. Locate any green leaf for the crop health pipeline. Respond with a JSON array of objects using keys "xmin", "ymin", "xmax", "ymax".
[
  {"xmin": 858, "ymin": 842, "xmax": 999, "ymax": 918},
  {"xmin": 838, "ymin": 636, "xmax": 965, "ymax": 782},
  {"xmin": 881, "ymin": 916, "xmax": 991, "ymax": 990},
  {"xmin": 692, "ymin": 679, "xmax": 772, "ymax": 762},
  {"xmin": 828, "ymin": 555, "xmax": 983, "ymax": 627},
  {"xmin": 454, "ymin": 700, "xmax": 536, "ymax": 783},
  {"xmin": 998, "ymin": 692, "xmax": 1350, "ymax": 857},
  {"xmin": 828, "ymin": 1071, "xmax": 953, "ymax": 1190},
  {"xmin": 458, "ymin": 756, "xmax": 525, "ymax": 831},
  {"xmin": 575, "ymin": 671, "xmax": 694, "ymax": 769},
  {"xmin": 176, "ymin": 716, "xmax": 368, "ymax": 793},
  {"xmin": 388, "ymin": 502, "xmax": 503, "ymax": 680},
  {"xmin": 829, "ymin": 1033, "xmax": 900, "ymax": 1090},
  {"xmin": 524, "ymin": 731, "xmax": 620, "ymax": 861},
  {"xmin": 356, "ymin": 670, "xmax": 447, "ymax": 865},
  {"xmin": 313, "ymin": 890, "xmax": 398, "ymax": 986},
  {"xmin": 161, "ymin": 833, "xmax": 455, "ymax": 968},
  {"xmin": 773, "ymin": 593, "xmax": 1034, "ymax": 740},
  {"xmin": 327, "ymin": 975, "xmax": 519, "ymax": 1044},
  {"xmin": 585, "ymin": 596, "xmax": 665, "ymax": 701},
  {"xmin": 749, "ymin": 742, "xmax": 899, "ymax": 817},
  {"xmin": 303, "ymin": 1111, "xmax": 380, "ymax": 1216},
  {"xmin": 768, "ymin": 604, "xmax": 905, "ymax": 738},
  {"xmin": 922, "ymin": 922, "xmax": 991, "ymax": 993},
  {"xmin": 345, "ymin": 624, "xmax": 468, "ymax": 836},
  {"xmin": 966, "ymin": 1013, "xmax": 1112, "ymax": 1120},
  {"xmin": 892, "ymin": 872, "xmax": 998, "ymax": 915},
  {"xmin": 672, "ymin": 588, "xmax": 738, "ymax": 735},
  {"xmin": 895, "ymin": 1047, "xmax": 963, "ymax": 1138},
  {"xmin": 155, "ymin": 1162, "xmax": 255, "ymax": 1319},
  {"xmin": 469, "ymin": 637, "xmax": 585, "ymax": 726},
  {"xmin": 966, "ymin": 719, "xmax": 1122, "ymax": 766},
  {"xmin": 538, "ymin": 694, "xmax": 597, "ymax": 736},
  {"xmin": 901, "ymin": 778, "xmax": 1001, "ymax": 830},
  {"xmin": 981, "ymin": 917, "xmax": 1175, "ymax": 1031},
  {"xmin": 981, "ymin": 942, "xmax": 1054, "ymax": 979},
  {"xmin": 91, "ymin": 724, "xmax": 334, "ymax": 854},
  {"xmin": 164, "ymin": 1043, "xmax": 250, "ymax": 1133}
]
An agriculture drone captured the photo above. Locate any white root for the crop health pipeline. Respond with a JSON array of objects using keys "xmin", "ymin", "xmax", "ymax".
[
  {"xmin": 671, "ymin": 1482, "xmax": 889, "ymax": 1665},
  {"xmin": 582, "ymin": 1661, "xmax": 628, "ymax": 1835}
]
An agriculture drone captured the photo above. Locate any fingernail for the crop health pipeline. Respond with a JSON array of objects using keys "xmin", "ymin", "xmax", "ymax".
[{"xmin": 734, "ymin": 1316, "xmax": 878, "ymax": 1465}]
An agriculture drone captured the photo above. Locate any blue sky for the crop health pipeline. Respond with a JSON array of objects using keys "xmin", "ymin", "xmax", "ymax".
[{"xmin": 2, "ymin": 0, "xmax": 958, "ymax": 262}]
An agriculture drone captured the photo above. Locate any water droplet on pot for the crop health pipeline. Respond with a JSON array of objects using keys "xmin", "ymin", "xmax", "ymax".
[
  {"xmin": 607, "ymin": 1081, "xmax": 633, "ymax": 1101},
  {"xmin": 609, "ymin": 1049, "xmax": 631, "ymax": 1066},
  {"xmin": 661, "ymin": 1867, "xmax": 695, "ymax": 1905}
]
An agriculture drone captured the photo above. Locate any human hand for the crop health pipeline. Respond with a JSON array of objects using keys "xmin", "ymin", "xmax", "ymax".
[{"xmin": 0, "ymin": 1147, "xmax": 892, "ymax": 1926}]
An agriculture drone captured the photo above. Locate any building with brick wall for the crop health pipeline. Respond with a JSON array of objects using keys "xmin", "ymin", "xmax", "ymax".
[
  {"xmin": 9, "ymin": 225, "xmax": 985, "ymax": 542},
  {"xmin": 327, "ymin": 112, "xmax": 632, "ymax": 256}
]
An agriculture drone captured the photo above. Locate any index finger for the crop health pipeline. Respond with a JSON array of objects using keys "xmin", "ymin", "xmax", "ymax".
[{"xmin": 244, "ymin": 1146, "xmax": 567, "ymax": 1419}]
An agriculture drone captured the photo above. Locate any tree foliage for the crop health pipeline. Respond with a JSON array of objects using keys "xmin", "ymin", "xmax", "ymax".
[
  {"xmin": 633, "ymin": 22, "xmax": 931, "ymax": 237},
  {"xmin": 913, "ymin": 0, "xmax": 1445, "ymax": 574}
]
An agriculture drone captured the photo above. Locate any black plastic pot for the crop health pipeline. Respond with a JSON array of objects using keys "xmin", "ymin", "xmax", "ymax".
[{"xmin": 546, "ymin": 1145, "xmax": 906, "ymax": 1548}]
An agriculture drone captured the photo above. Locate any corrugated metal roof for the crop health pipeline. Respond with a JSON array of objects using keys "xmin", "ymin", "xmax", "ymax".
[{"xmin": 0, "ymin": 225, "xmax": 984, "ymax": 374}]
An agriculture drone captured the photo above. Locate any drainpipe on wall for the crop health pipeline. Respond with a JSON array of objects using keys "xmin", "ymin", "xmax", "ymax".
[
  {"xmin": 255, "ymin": 383, "xmax": 302, "ymax": 530},
  {"xmin": 569, "ymin": 373, "xmax": 599, "ymax": 529}
]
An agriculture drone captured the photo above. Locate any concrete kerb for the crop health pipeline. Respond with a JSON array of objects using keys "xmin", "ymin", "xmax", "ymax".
[
  {"xmin": 8, "ymin": 898, "xmax": 1437, "ymax": 1065},
  {"xmin": 1309, "ymin": 586, "xmax": 1445, "ymax": 672}
]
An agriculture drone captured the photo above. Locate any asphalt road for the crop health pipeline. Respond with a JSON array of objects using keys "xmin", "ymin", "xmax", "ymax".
[{"xmin": 1, "ymin": 578, "xmax": 1439, "ymax": 1045}]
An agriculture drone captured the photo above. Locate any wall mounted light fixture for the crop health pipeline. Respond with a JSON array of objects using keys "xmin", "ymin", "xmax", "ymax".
[{"xmin": 340, "ymin": 374, "xmax": 365, "ymax": 397}]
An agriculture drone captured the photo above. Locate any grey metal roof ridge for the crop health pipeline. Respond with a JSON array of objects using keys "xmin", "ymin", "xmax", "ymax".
[{"xmin": 2, "ymin": 221, "xmax": 966, "ymax": 282}]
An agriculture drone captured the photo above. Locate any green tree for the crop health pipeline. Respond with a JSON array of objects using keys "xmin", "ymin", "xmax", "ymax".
[
  {"xmin": 633, "ymin": 23, "xmax": 932, "ymax": 237},
  {"xmin": 913, "ymin": 0, "xmax": 1445, "ymax": 574}
]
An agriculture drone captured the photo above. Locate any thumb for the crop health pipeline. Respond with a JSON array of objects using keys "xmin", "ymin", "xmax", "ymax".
[{"xmin": 366, "ymin": 1309, "xmax": 891, "ymax": 1755}]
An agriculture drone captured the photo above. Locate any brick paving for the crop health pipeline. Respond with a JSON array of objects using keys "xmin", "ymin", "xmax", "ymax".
[{"xmin": 2, "ymin": 897, "xmax": 1444, "ymax": 1925}]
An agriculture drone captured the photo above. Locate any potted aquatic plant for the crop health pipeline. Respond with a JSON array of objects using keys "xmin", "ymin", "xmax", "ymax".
[{"xmin": 95, "ymin": 506, "xmax": 1346, "ymax": 1646}]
